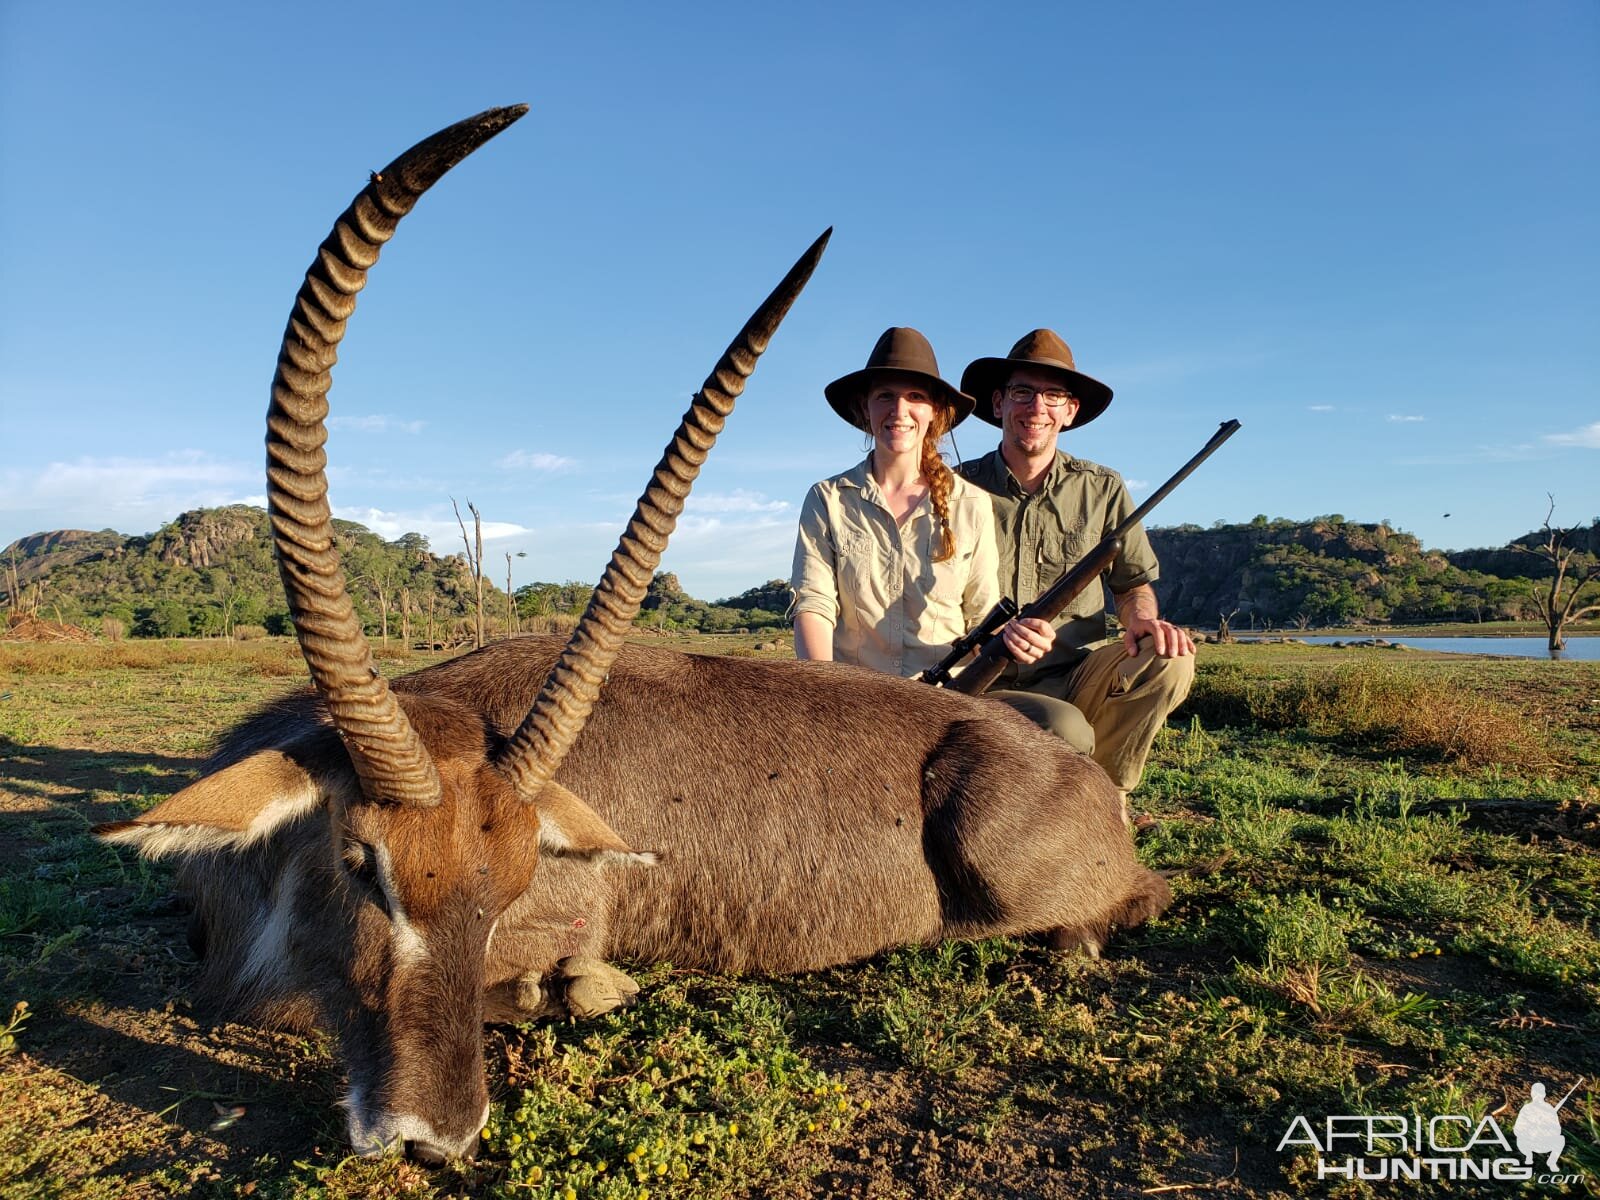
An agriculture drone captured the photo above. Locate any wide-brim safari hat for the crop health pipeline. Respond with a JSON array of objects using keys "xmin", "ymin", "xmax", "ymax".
[
  {"xmin": 960, "ymin": 329, "xmax": 1114, "ymax": 428},
  {"xmin": 824, "ymin": 327, "xmax": 976, "ymax": 432}
]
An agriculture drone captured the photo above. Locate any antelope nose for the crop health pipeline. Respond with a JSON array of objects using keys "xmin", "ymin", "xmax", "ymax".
[{"xmin": 405, "ymin": 1137, "xmax": 476, "ymax": 1166}]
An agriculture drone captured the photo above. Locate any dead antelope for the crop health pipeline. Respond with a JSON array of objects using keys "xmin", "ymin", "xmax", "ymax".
[{"xmin": 96, "ymin": 106, "xmax": 1170, "ymax": 1164}]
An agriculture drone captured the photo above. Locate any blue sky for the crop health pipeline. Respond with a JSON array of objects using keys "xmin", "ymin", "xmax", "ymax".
[{"xmin": 2, "ymin": 1, "xmax": 1595, "ymax": 601}]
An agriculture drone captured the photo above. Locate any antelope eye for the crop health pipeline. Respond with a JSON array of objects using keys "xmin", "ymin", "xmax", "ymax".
[
  {"xmin": 341, "ymin": 842, "xmax": 393, "ymax": 915},
  {"xmin": 342, "ymin": 840, "xmax": 378, "ymax": 879}
]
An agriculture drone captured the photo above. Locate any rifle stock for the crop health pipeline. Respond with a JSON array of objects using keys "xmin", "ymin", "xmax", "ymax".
[{"xmin": 946, "ymin": 538, "xmax": 1121, "ymax": 695}]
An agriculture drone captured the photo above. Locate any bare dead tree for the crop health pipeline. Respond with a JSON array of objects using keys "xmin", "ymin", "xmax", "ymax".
[
  {"xmin": 452, "ymin": 497, "xmax": 486, "ymax": 649},
  {"xmin": 1217, "ymin": 606, "xmax": 1240, "ymax": 643},
  {"xmin": 4, "ymin": 546, "xmax": 21, "ymax": 614},
  {"xmin": 371, "ymin": 568, "xmax": 397, "ymax": 647},
  {"xmin": 1515, "ymin": 495, "xmax": 1600, "ymax": 653},
  {"xmin": 503, "ymin": 550, "xmax": 528, "ymax": 639},
  {"xmin": 1293, "ymin": 612, "xmax": 1312, "ymax": 632}
]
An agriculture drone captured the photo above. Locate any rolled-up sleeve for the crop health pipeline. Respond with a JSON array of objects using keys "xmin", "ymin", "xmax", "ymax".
[{"xmin": 789, "ymin": 484, "xmax": 840, "ymax": 624}]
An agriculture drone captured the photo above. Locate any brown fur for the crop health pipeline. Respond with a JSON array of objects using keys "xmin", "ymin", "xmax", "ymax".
[{"xmin": 124, "ymin": 637, "xmax": 1168, "ymax": 1155}]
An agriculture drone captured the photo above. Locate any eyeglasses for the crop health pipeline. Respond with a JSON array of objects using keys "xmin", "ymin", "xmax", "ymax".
[{"xmin": 1003, "ymin": 384, "xmax": 1074, "ymax": 408}]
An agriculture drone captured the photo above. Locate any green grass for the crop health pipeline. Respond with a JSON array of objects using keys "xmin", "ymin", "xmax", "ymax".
[{"xmin": 1, "ymin": 639, "xmax": 1597, "ymax": 1197}]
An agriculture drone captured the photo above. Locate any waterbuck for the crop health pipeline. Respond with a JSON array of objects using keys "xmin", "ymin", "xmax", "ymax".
[{"xmin": 96, "ymin": 106, "xmax": 1171, "ymax": 1163}]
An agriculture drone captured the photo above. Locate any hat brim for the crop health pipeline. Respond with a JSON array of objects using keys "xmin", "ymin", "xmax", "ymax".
[
  {"xmin": 959, "ymin": 357, "xmax": 1113, "ymax": 428},
  {"xmin": 824, "ymin": 367, "xmax": 976, "ymax": 432}
]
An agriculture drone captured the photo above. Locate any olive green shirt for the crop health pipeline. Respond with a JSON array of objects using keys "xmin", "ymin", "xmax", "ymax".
[{"xmin": 956, "ymin": 448, "xmax": 1159, "ymax": 686}]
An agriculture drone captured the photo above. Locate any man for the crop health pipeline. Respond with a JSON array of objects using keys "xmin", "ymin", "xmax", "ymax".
[{"xmin": 956, "ymin": 329, "xmax": 1194, "ymax": 805}]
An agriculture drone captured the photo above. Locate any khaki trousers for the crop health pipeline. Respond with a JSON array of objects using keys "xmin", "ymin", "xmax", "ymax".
[{"xmin": 997, "ymin": 636, "xmax": 1196, "ymax": 794}]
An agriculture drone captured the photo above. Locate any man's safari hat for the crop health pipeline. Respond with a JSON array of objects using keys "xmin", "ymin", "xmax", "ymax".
[
  {"xmin": 825, "ymin": 327, "xmax": 976, "ymax": 432},
  {"xmin": 960, "ymin": 329, "xmax": 1114, "ymax": 428}
]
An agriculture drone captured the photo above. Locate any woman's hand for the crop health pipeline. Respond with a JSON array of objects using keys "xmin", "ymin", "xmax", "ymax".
[{"xmin": 1001, "ymin": 616, "xmax": 1055, "ymax": 665}]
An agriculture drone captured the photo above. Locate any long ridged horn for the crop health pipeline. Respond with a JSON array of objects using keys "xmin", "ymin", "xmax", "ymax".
[
  {"xmin": 267, "ymin": 106, "xmax": 529, "ymax": 807},
  {"xmin": 496, "ymin": 228, "xmax": 832, "ymax": 799}
]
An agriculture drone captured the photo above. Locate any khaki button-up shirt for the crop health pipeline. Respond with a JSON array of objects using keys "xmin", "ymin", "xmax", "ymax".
[
  {"xmin": 956, "ymin": 448, "xmax": 1159, "ymax": 685},
  {"xmin": 790, "ymin": 458, "xmax": 999, "ymax": 678}
]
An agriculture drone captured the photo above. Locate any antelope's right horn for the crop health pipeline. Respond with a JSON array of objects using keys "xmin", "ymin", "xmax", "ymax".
[
  {"xmin": 495, "ymin": 228, "xmax": 833, "ymax": 799},
  {"xmin": 268, "ymin": 105, "xmax": 528, "ymax": 807}
]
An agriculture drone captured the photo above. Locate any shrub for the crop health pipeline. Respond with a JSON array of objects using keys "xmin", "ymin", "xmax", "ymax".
[
  {"xmin": 100, "ymin": 616, "xmax": 125, "ymax": 643},
  {"xmin": 232, "ymin": 624, "xmax": 268, "ymax": 641},
  {"xmin": 1186, "ymin": 660, "xmax": 1547, "ymax": 767}
]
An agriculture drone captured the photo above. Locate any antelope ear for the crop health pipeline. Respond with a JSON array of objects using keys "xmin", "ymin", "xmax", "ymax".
[
  {"xmin": 94, "ymin": 749, "xmax": 338, "ymax": 858},
  {"xmin": 535, "ymin": 782, "xmax": 658, "ymax": 868}
]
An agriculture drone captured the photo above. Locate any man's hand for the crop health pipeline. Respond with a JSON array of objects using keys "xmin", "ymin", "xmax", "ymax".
[
  {"xmin": 1122, "ymin": 614, "xmax": 1195, "ymax": 658},
  {"xmin": 1001, "ymin": 616, "xmax": 1056, "ymax": 665}
]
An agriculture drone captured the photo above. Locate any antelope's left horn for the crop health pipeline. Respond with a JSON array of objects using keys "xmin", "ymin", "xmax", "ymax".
[{"xmin": 496, "ymin": 228, "xmax": 833, "ymax": 799}]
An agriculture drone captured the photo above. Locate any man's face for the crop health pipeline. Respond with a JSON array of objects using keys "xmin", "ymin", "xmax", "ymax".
[{"xmin": 994, "ymin": 367, "xmax": 1079, "ymax": 457}]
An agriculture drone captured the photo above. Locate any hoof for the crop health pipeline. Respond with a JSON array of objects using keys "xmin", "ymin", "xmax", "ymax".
[
  {"xmin": 559, "ymin": 957, "xmax": 640, "ymax": 1019},
  {"xmin": 484, "ymin": 975, "xmax": 564, "ymax": 1023},
  {"xmin": 1047, "ymin": 926, "xmax": 1104, "ymax": 958}
]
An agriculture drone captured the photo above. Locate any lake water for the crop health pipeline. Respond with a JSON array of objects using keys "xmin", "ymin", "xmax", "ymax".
[{"xmin": 1262, "ymin": 635, "xmax": 1600, "ymax": 661}]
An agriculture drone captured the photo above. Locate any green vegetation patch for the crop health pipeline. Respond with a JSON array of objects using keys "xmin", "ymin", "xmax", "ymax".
[{"xmin": 479, "ymin": 977, "xmax": 857, "ymax": 1199}]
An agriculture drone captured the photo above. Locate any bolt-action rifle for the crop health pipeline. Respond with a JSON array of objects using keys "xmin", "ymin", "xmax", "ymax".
[{"xmin": 923, "ymin": 419, "xmax": 1242, "ymax": 695}]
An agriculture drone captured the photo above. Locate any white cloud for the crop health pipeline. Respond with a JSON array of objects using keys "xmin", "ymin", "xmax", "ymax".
[
  {"xmin": 1124, "ymin": 479, "xmax": 1150, "ymax": 491},
  {"xmin": 683, "ymin": 489, "xmax": 791, "ymax": 514},
  {"xmin": 327, "ymin": 414, "xmax": 426, "ymax": 434},
  {"xmin": 10, "ymin": 452, "xmax": 250, "ymax": 505},
  {"xmin": 1387, "ymin": 414, "xmax": 1426, "ymax": 423},
  {"xmin": 1307, "ymin": 404, "xmax": 1335, "ymax": 412},
  {"xmin": 334, "ymin": 505, "xmax": 531, "ymax": 546},
  {"xmin": 1543, "ymin": 420, "xmax": 1600, "ymax": 449},
  {"xmin": 0, "ymin": 451, "xmax": 258, "ymax": 542},
  {"xmin": 497, "ymin": 449, "xmax": 577, "ymax": 471}
]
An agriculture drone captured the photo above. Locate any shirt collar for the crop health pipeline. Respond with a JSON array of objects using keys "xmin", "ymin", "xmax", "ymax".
[{"xmin": 992, "ymin": 447, "xmax": 1073, "ymax": 497}]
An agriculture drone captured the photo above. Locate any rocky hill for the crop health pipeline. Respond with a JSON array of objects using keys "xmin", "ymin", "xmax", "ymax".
[
  {"xmin": 4, "ymin": 508, "xmax": 1591, "ymax": 637},
  {"xmin": 3, "ymin": 506, "xmax": 488, "ymax": 640},
  {"xmin": 1147, "ymin": 516, "xmax": 1590, "ymax": 627}
]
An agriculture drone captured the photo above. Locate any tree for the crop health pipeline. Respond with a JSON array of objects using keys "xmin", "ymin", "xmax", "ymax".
[
  {"xmin": 135, "ymin": 600, "xmax": 191, "ymax": 638},
  {"xmin": 505, "ymin": 551, "xmax": 526, "ymax": 637},
  {"xmin": 453, "ymin": 497, "xmax": 486, "ymax": 649},
  {"xmin": 1216, "ymin": 606, "xmax": 1240, "ymax": 643},
  {"xmin": 1515, "ymin": 496, "xmax": 1600, "ymax": 654}
]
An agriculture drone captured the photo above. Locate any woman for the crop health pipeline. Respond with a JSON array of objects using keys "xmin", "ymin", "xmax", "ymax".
[{"xmin": 790, "ymin": 327, "xmax": 1067, "ymax": 697}]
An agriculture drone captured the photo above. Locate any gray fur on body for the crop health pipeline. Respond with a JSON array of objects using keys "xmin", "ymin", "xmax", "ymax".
[{"xmin": 181, "ymin": 636, "xmax": 1167, "ymax": 1025}]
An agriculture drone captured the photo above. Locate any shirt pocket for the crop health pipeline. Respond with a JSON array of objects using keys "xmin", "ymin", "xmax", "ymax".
[
  {"xmin": 925, "ymin": 546, "xmax": 972, "ymax": 626},
  {"xmin": 1039, "ymin": 521, "xmax": 1102, "ymax": 618},
  {"xmin": 836, "ymin": 530, "xmax": 883, "ymax": 615}
]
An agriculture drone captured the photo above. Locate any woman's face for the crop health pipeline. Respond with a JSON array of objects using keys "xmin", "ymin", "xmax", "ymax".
[{"xmin": 865, "ymin": 378, "xmax": 937, "ymax": 457}]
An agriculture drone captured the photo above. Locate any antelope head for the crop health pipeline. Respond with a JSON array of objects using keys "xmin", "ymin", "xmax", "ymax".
[{"xmin": 96, "ymin": 106, "xmax": 829, "ymax": 1161}]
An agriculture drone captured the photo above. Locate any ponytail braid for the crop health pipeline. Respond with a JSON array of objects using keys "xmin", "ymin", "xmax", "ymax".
[{"xmin": 921, "ymin": 404, "xmax": 958, "ymax": 563}]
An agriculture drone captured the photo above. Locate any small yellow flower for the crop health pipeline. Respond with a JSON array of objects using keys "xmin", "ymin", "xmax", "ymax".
[
  {"xmin": 655, "ymin": 1162, "xmax": 667, "ymax": 1176},
  {"xmin": 528, "ymin": 1166, "xmax": 544, "ymax": 1183},
  {"xmin": 691, "ymin": 1131, "xmax": 705, "ymax": 1146},
  {"xmin": 837, "ymin": 1099, "xmax": 849, "ymax": 1112},
  {"xmin": 728, "ymin": 1123, "xmax": 739, "ymax": 1137},
  {"xmin": 807, "ymin": 1122, "xmax": 817, "ymax": 1134}
]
